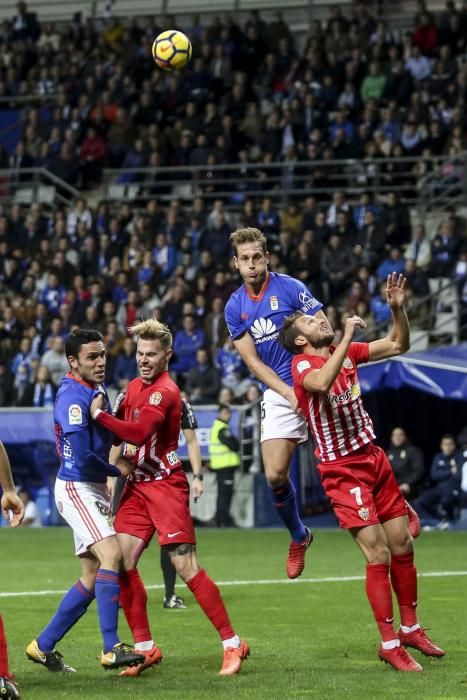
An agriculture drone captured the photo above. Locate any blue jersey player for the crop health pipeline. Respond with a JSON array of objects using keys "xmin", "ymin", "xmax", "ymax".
[
  {"xmin": 225, "ymin": 227, "xmax": 325, "ymax": 579},
  {"xmin": 26, "ymin": 329, "xmax": 144, "ymax": 673}
]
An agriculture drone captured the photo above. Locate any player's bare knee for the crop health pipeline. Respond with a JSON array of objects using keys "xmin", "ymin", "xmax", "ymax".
[
  {"xmin": 167, "ymin": 543, "xmax": 199, "ymax": 581},
  {"xmin": 390, "ymin": 531, "xmax": 413, "ymax": 557},
  {"xmin": 93, "ymin": 536, "xmax": 122, "ymax": 571}
]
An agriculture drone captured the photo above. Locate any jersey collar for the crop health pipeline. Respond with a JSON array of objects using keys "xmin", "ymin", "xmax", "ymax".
[
  {"xmin": 245, "ymin": 271, "xmax": 270, "ymax": 301},
  {"xmin": 66, "ymin": 371, "xmax": 96, "ymax": 390}
]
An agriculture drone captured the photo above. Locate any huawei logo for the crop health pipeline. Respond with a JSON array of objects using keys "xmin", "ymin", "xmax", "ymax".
[{"xmin": 250, "ymin": 318, "xmax": 277, "ymax": 341}]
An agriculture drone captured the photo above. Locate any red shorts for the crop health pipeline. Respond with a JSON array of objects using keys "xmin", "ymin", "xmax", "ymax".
[
  {"xmin": 317, "ymin": 444, "xmax": 407, "ymax": 529},
  {"xmin": 114, "ymin": 469, "xmax": 196, "ymax": 547}
]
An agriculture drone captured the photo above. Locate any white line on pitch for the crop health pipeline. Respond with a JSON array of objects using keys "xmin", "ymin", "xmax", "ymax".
[{"xmin": 0, "ymin": 570, "xmax": 466, "ymax": 599}]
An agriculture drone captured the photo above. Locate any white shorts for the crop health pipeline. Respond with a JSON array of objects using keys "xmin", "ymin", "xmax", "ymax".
[
  {"xmin": 55, "ymin": 479, "xmax": 115, "ymax": 556},
  {"xmin": 260, "ymin": 389, "xmax": 308, "ymax": 443}
]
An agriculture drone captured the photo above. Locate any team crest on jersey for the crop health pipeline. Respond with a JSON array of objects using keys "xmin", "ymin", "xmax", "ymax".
[
  {"xmin": 297, "ymin": 360, "xmax": 311, "ymax": 373},
  {"xmin": 270, "ymin": 295, "xmax": 279, "ymax": 310},
  {"xmin": 149, "ymin": 391, "xmax": 162, "ymax": 406},
  {"xmin": 343, "ymin": 357, "xmax": 353, "ymax": 370},
  {"xmin": 358, "ymin": 507, "xmax": 370, "ymax": 521},
  {"xmin": 123, "ymin": 442, "xmax": 137, "ymax": 457},
  {"xmin": 68, "ymin": 404, "xmax": 82, "ymax": 425}
]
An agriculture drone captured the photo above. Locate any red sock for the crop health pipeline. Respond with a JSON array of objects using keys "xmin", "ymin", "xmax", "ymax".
[
  {"xmin": 186, "ymin": 569, "xmax": 235, "ymax": 641},
  {"xmin": 366, "ymin": 563, "xmax": 396, "ymax": 642},
  {"xmin": 119, "ymin": 569, "xmax": 152, "ymax": 643},
  {"xmin": 390, "ymin": 553, "xmax": 418, "ymax": 627},
  {"xmin": 0, "ymin": 614, "xmax": 10, "ymax": 677}
]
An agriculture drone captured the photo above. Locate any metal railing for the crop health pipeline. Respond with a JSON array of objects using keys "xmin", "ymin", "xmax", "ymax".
[
  {"xmin": 102, "ymin": 153, "xmax": 467, "ymax": 212},
  {"xmin": 360, "ymin": 277, "xmax": 460, "ymax": 347},
  {"xmin": 0, "ymin": 168, "xmax": 79, "ymax": 209}
]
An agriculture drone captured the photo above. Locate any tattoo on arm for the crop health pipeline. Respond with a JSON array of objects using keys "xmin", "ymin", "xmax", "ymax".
[{"xmin": 166, "ymin": 543, "xmax": 196, "ymax": 558}]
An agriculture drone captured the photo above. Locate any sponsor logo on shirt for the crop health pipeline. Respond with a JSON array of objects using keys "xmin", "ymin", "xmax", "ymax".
[
  {"xmin": 149, "ymin": 391, "xmax": 162, "ymax": 406},
  {"xmin": 270, "ymin": 295, "xmax": 279, "ymax": 310},
  {"xmin": 299, "ymin": 290, "xmax": 319, "ymax": 313},
  {"xmin": 297, "ymin": 360, "xmax": 311, "ymax": 373},
  {"xmin": 325, "ymin": 384, "xmax": 361, "ymax": 405},
  {"xmin": 68, "ymin": 404, "xmax": 82, "ymax": 425},
  {"xmin": 250, "ymin": 318, "xmax": 279, "ymax": 344}
]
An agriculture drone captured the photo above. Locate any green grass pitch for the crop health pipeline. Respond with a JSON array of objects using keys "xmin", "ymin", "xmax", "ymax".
[{"xmin": 0, "ymin": 528, "xmax": 466, "ymax": 699}]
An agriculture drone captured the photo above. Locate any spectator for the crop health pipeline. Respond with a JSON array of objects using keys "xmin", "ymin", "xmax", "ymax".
[
  {"xmin": 404, "ymin": 224, "xmax": 432, "ymax": 269},
  {"xmin": 416, "ymin": 434, "xmax": 463, "ymax": 525},
  {"xmin": 321, "ymin": 234, "xmax": 356, "ymax": 300},
  {"xmin": 215, "ymin": 337, "xmax": 250, "ymax": 397},
  {"xmin": 17, "ymin": 363, "xmax": 56, "ymax": 407},
  {"xmin": 185, "ymin": 348, "xmax": 221, "ymax": 404},
  {"xmin": 113, "ymin": 337, "xmax": 137, "ymax": 390},
  {"xmin": 430, "ymin": 220, "xmax": 461, "ymax": 277},
  {"xmin": 172, "ymin": 315, "xmax": 206, "ymax": 376},
  {"xmin": 387, "ymin": 427, "xmax": 425, "ymax": 500},
  {"xmin": 377, "ymin": 247, "xmax": 405, "ymax": 282},
  {"xmin": 40, "ymin": 336, "xmax": 68, "ymax": 386},
  {"xmin": 208, "ymin": 404, "xmax": 240, "ymax": 527}
]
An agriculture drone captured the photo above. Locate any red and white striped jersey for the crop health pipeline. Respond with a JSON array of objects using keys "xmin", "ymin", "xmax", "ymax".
[{"xmin": 292, "ymin": 342, "xmax": 376, "ymax": 462}]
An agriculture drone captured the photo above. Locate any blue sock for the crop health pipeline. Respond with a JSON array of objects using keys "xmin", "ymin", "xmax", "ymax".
[
  {"xmin": 37, "ymin": 580, "xmax": 95, "ymax": 652},
  {"xmin": 95, "ymin": 569, "xmax": 120, "ymax": 653},
  {"xmin": 270, "ymin": 480, "xmax": 307, "ymax": 542}
]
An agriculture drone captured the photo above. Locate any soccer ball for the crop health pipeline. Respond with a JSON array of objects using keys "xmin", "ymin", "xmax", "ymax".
[{"xmin": 152, "ymin": 30, "xmax": 192, "ymax": 71}]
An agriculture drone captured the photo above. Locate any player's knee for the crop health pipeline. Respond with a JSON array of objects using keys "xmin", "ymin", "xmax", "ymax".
[
  {"xmin": 366, "ymin": 542, "xmax": 391, "ymax": 564},
  {"xmin": 264, "ymin": 468, "xmax": 288, "ymax": 488},
  {"xmin": 390, "ymin": 530, "xmax": 413, "ymax": 556}
]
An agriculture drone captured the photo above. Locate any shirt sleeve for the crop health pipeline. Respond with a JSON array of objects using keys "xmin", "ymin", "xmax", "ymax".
[
  {"xmin": 348, "ymin": 342, "xmax": 370, "ymax": 365},
  {"xmin": 66, "ymin": 430, "xmax": 121, "ymax": 478},
  {"xmin": 96, "ymin": 386, "xmax": 174, "ymax": 446},
  {"xmin": 224, "ymin": 297, "xmax": 246, "ymax": 340},
  {"xmin": 291, "ymin": 355, "xmax": 317, "ymax": 388},
  {"xmin": 56, "ymin": 391, "xmax": 89, "ymax": 435},
  {"xmin": 181, "ymin": 398, "xmax": 198, "ymax": 430},
  {"xmin": 286, "ymin": 277, "xmax": 323, "ymax": 317}
]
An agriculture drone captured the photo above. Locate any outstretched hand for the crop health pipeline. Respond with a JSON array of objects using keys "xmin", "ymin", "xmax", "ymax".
[{"xmin": 386, "ymin": 272, "xmax": 407, "ymax": 310}]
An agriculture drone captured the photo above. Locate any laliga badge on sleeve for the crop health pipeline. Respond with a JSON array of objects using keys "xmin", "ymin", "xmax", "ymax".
[
  {"xmin": 68, "ymin": 404, "xmax": 83, "ymax": 425},
  {"xmin": 149, "ymin": 391, "xmax": 163, "ymax": 406},
  {"xmin": 297, "ymin": 360, "xmax": 311, "ymax": 373}
]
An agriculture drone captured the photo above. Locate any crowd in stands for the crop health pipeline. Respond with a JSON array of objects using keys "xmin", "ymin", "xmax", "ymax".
[{"xmin": 0, "ymin": 0, "xmax": 467, "ymax": 412}]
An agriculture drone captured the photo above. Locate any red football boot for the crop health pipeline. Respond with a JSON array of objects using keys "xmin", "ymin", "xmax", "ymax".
[
  {"xmin": 219, "ymin": 640, "xmax": 250, "ymax": 676},
  {"xmin": 379, "ymin": 644, "xmax": 423, "ymax": 672},
  {"xmin": 119, "ymin": 646, "xmax": 163, "ymax": 677},
  {"xmin": 406, "ymin": 501, "xmax": 421, "ymax": 539},
  {"xmin": 398, "ymin": 628, "xmax": 445, "ymax": 657},
  {"xmin": 286, "ymin": 527, "xmax": 313, "ymax": 579}
]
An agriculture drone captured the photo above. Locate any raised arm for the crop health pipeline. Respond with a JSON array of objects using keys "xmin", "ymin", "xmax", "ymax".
[
  {"xmin": 302, "ymin": 316, "xmax": 366, "ymax": 393},
  {"xmin": 368, "ymin": 273, "xmax": 410, "ymax": 362},
  {"xmin": 233, "ymin": 332, "xmax": 298, "ymax": 408}
]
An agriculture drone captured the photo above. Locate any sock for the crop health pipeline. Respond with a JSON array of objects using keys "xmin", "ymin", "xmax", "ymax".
[
  {"xmin": 270, "ymin": 480, "xmax": 307, "ymax": 542},
  {"xmin": 390, "ymin": 552, "xmax": 418, "ymax": 628},
  {"xmin": 400, "ymin": 624, "xmax": 420, "ymax": 633},
  {"xmin": 0, "ymin": 614, "xmax": 10, "ymax": 677},
  {"xmin": 37, "ymin": 579, "xmax": 94, "ymax": 653},
  {"xmin": 95, "ymin": 569, "xmax": 120, "ymax": 653},
  {"xmin": 381, "ymin": 639, "xmax": 401, "ymax": 650},
  {"xmin": 366, "ymin": 563, "xmax": 396, "ymax": 642},
  {"xmin": 160, "ymin": 547, "xmax": 176, "ymax": 600},
  {"xmin": 119, "ymin": 569, "xmax": 152, "ymax": 644},
  {"xmin": 222, "ymin": 634, "xmax": 241, "ymax": 650},
  {"xmin": 186, "ymin": 569, "xmax": 235, "ymax": 641}
]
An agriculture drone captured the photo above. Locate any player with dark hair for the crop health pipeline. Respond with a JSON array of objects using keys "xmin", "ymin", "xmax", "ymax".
[
  {"xmin": 0, "ymin": 440, "xmax": 25, "ymax": 699},
  {"xmin": 26, "ymin": 329, "xmax": 143, "ymax": 673},
  {"xmin": 91, "ymin": 319, "xmax": 248, "ymax": 677},
  {"xmin": 225, "ymin": 227, "xmax": 324, "ymax": 578},
  {"xmin": 279, "ymin": 273, "xmax": 444, "ymax": 671}
]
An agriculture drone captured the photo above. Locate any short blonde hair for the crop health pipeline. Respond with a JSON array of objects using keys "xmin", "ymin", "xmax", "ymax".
[
  {"xmin": 230, "ymin": 227, "xmax": 267, "ymax": 255},
  {"xmin": 130, "ymin": 319, "xmax": 172, "ymax": 350}
]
